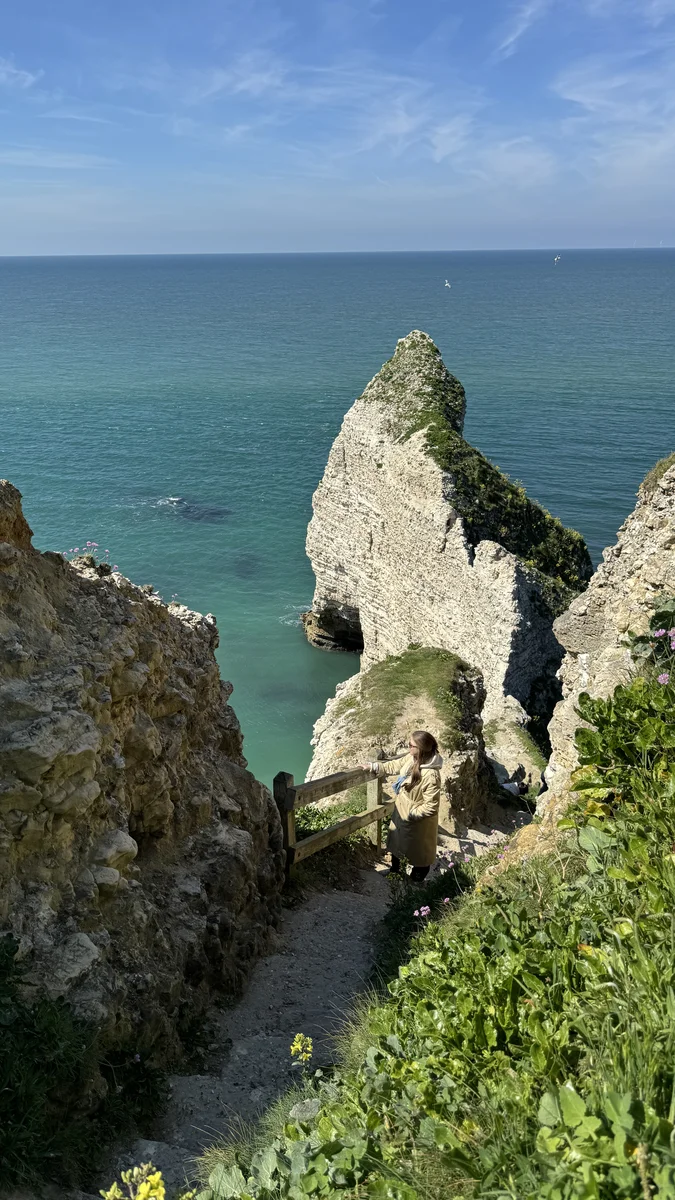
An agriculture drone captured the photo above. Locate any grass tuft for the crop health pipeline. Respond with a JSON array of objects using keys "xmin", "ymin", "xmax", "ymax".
[{"xmin": 640, "ymin": 450, "xmax": 675, "ymax": 498}]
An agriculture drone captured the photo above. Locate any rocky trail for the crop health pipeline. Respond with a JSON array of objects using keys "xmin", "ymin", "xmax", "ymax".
[
  {"xmin": 103, "ymin": 869, "xmax": 391, "ymax": 1197},
  {"xmin": 102, "ymin": 799, "xmax": 529, "ymax": 1198}
]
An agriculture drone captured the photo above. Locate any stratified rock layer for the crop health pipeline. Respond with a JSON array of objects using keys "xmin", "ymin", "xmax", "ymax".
[
  {"xmin": 0, "ymin": 480, "xmax": 283, "ymax": 1056},
  {"xmin": 540, "ymin": 461, "xmax": 675, "ymax": 830},
  {"xmin": 305, "ymin": 331, "xmax": 591, "ymax": 721}
]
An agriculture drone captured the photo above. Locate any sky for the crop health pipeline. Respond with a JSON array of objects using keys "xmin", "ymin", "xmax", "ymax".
[{"xmin": 1, "ymin": 0, "xmax": 674, "ymax": 253}]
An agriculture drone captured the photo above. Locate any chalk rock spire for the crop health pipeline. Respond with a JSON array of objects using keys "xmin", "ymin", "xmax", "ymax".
[{"xmin": 304, "ymin": 331, "xmax": 591, "ymax": 723}]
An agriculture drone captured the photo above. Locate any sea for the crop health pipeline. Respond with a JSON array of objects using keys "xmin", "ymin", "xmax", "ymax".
[{"xmin": 1, "ymin": 251, "xmax": 673, "ymax": 786}]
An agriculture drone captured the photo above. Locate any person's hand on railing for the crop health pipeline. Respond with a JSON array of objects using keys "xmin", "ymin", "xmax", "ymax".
[{"xmin": 360, "ymin": 762, "xmax": 376, "ymax": 772}]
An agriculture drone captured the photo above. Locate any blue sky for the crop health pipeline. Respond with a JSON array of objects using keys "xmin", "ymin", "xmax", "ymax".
[{"xmin": 1, "ymin": 0, "xmax": 674, "ymax": 253}]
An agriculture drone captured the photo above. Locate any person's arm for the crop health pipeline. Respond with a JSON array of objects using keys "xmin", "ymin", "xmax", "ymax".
[{"xmin": 365, "ymin": 754, "xmax": 409, "ymax": 778}]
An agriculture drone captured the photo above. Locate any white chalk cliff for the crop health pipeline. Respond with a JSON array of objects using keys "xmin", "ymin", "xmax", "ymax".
[
  {"xmin": 304, "ymin": 331, "xmax": 592, "ymax": 725},
  {"xmin": 541, "ymin": 457, "xmax": 675, "ymax": 828}
]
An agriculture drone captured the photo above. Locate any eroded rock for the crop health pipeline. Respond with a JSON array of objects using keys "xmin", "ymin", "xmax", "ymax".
[
  {"xmin": 538, "ymin": 459, "xmax": 675, "ymax": 834},
  {"xmin": 0, "ymin": 479, "xmax": 284, "ymax": 1064}
]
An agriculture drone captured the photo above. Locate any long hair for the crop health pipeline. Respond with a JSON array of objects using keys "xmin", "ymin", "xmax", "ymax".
[{"xmin": 404, "ymin": 730, "xmax": 439, "ymax": 791}]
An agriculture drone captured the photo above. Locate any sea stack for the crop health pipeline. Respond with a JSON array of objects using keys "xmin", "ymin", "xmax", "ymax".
[
  {"xmin": 0, "ymin": 480, "xmax": 284, "ymax": 1060},
  {"xmin": 304, "ymin": 331, "xmax": 592, "ymax": 727}
]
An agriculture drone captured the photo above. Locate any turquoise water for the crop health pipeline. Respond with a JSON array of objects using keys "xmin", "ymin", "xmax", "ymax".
[{"xmin": 1, "ymin": 251, "xmax": 673, "ymax": 785}]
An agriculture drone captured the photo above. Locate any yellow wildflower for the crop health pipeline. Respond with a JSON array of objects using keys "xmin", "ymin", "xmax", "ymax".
[{"xmin": 290, "ymin": 1032, "xmax": 313, "ymax": 1063}]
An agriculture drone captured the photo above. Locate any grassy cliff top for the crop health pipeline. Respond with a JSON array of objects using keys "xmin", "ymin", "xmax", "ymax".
[
  {"xmin": 640, "ymin": 451, "xmax": 675, "ymax": 499},
  {"xmin": 364, "ymin": 330, "xmax": 467, "ymax": 437},
  {"xmin": 364, "ymin": 332, "xmax": 593, "ymax": 593},
  {"xmin": 332, "ymin": 645, "xmax": 479, "ymax": 754}
]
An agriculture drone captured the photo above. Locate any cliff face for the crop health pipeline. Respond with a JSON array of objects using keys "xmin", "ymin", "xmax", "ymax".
[
  {"xmin": 539, "ymin": 460, "xmax": 675, "ymax": 830},
  {"xmin": 305, "ymin": 331, "xmax": 591, "ymax": 722},
  {"xmin": 0, "ymin": 481, "xmax": 283, "ymax": 1055}
]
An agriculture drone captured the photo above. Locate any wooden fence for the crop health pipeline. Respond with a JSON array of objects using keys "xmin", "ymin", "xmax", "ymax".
[{"xmin": 273, "ymin": 766, "xmax": 395, "ymax": 876}]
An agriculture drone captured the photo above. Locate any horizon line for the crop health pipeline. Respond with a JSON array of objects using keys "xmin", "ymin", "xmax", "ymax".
[{"xmin": 0, "ymin": 245, "xmax": 673, "ymax": 260}]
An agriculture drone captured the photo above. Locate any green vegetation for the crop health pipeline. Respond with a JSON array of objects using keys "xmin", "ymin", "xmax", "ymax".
[
  {"xmin": 0, "ymin": 938, "xmax": 169, "ymax": 1187},
  {"xmin": 194, "ymin": 604, "xmax": 675, "ymax": 1199},
  {"xmin": 287, "ymin": 788, "xmax": 380, "ymax": 895},
  {"xmin": 0, "ymin": 938, "xmax": 96, "ymax": 1183},
  {"xmin": 640, "ymin": 451, "xmax": 675, "ymax": 498},
  {"xmin": 369, "ymin": 333, "xmax": 592, "ymax": 592},
  {"xmin": 411, "ymin": 423, "xmax": 591, "ymax": 591},
  {"xmin": 332, "ymin": 646, "xmax": 469, "ymax": 753},
  {"xmin": 372, "ymin": 331, "xmax": 467, "ymax": 437}
]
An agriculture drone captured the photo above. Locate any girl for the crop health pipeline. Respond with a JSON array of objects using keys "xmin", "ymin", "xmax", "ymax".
[{"xmin": 364, "ymin": 730, "xmax": 442, "ymax": 881}]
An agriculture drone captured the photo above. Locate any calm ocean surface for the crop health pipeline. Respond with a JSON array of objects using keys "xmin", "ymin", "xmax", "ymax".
[{"xmin": 1, "ymin": 251, "xmax": 673, "ymax": 785}]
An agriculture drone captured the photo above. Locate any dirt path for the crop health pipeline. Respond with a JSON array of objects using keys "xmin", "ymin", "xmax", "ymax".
[
  {"xmin": 99, "ymin": 800, "xmax": 530, "ymax": 1198},
  {"xmin": 104, "ymin": 870, "xmax": 390, "ymax": 1197}
]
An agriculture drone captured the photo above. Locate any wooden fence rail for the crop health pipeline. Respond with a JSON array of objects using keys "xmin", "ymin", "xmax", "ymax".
[{"xmin": 273, "ymin": 765, "xmax": 395, "ymax": 876}]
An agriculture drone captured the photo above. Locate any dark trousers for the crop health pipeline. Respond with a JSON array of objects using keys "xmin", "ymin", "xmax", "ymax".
[{"xmin": 391, "ymin": 855, "xmax": 430, "ymax": 883}]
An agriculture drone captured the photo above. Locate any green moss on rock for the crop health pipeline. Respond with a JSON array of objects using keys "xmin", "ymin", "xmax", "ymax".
[
  {"xmin": 366, "ymin": 332, "xmax": 593, "ymax": 593},
  {"xmin": 332, "ymin": 645, "xmax": 473, "ymax": 753},
  {"xmin": 640, "ymin": 451, "xmax": 675, "ymax": 499}
]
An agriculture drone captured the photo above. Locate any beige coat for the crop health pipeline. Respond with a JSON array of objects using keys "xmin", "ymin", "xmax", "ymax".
[{"xmin": 373, "ymin": 753, "xmax": 442, "ymax": 868}]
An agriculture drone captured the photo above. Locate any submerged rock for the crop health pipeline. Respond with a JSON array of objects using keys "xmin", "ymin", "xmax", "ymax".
[
  {"xmin": 304, "ymin": 331, "xmax": 591, "ymax": 724},
  {"xmin": 0, "ymin": 479, "xmax": 284, "ymax": 1065}
]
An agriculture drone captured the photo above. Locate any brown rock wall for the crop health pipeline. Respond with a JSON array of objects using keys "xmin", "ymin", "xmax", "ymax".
[{"xmin": 0, "ymin": 480, "xmax": 283, "ymax": 1058}]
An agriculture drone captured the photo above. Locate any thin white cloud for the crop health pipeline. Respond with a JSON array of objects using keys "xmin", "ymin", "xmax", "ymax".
[
  {"xmin": 0, "ymin": 56, "xmax": 42, "ymax": 90},
  {"xmin": 429, "ymin": 114, "xmax": 475, "ymax": 161},
  {"xmin": 0, "ymin": 147, "xmax": 115, "ymax": 169},
  {"xmin": 494, "ymin": 0, "xmax": 552, "ymax": 60},
  {"xmin": 39, "ymin": 109, "xmax": 116, "ymax": 125}
]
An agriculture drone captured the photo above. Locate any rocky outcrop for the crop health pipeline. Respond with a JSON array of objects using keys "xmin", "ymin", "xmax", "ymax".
[
  {"xmin": 304, "ymin": 331, "xmax": 591, "ymax": 723},
  {"xmin": 307, "ymin": 646, "xmax": 496, "ymax": 832},
  {"xmin": 537, "ymin": 459, "xmax": 675, "ymax": 831},
  {"xmin": 0, "ymin": 480, "xmax": 284, "ymax": 1059}
]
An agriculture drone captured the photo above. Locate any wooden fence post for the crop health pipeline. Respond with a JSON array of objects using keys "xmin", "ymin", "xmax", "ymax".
[
  {"xmin": 273, "ymin": 772, "xmax": 297, "ymax": 877},
  {"xmin": 367, "ymin": 770, "xmax": 384, "ymax": 851}
]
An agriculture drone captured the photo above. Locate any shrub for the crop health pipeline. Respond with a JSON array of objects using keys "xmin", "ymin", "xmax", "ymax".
[{"xmin": 0, "ymin": 938, "xmax": 96, "ymax": 1184}]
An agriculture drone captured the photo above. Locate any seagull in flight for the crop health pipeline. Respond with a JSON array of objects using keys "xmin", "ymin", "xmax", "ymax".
[
  {"xmin": 554, "ymin": 255, "xmax": 561, "ymax": 264},
  {"xmin": 444, "ymin": 279, "xmax": 452, "ymax": 288}
]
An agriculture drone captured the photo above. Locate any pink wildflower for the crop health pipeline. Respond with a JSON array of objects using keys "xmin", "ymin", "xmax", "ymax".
[
  {"xmin": 420, "ymin": 905, "xmax": 431, "ymax": 917},
  {"xmin": 654, "ymin": 628, "xmax": 667, "ymax": 637},
  {"xmin": 463, "ymin": 854, "xmax": 471, "ymax": 863},
  {"xmin": 658, "ymin": 673, "xmax": 670, "ymax": 685},
  {"xmin": 443, "ymin": 897, "xmax": 450, "ymax": 905}
]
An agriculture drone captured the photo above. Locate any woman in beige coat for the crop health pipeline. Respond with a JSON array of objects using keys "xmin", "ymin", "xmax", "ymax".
[{"xmin": 365, "ymin": 730, "xmax": 442, "ymax": 882}]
